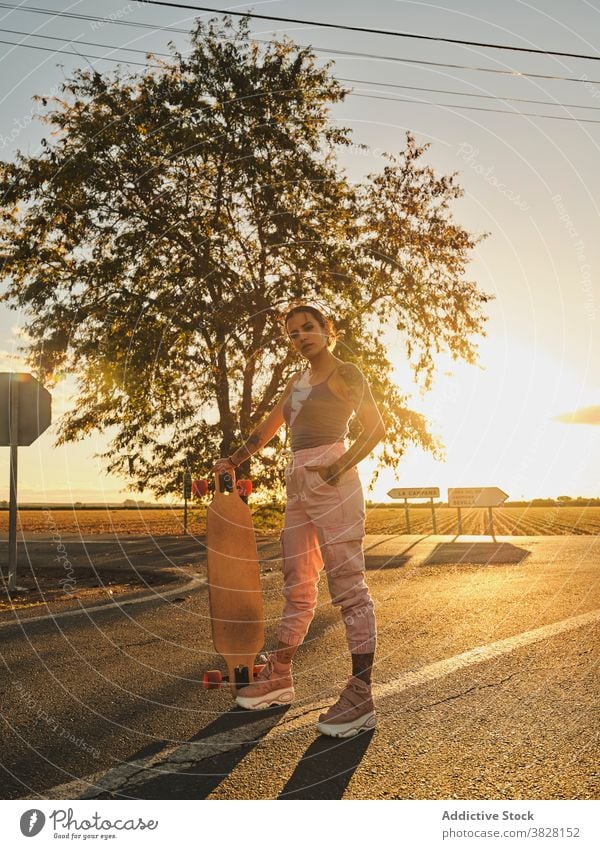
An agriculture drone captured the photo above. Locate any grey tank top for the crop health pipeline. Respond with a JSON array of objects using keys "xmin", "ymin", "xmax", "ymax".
[{"xmin": 282, "ymin": 366, "xmax": 355, "ymax": 452}]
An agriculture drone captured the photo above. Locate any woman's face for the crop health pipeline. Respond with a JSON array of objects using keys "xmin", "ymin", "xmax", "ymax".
[{"xmin": 286, "ymin": 312, "xmax": 328, "ymax": 358}]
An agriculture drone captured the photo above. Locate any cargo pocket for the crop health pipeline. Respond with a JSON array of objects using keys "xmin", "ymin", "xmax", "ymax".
[{"xmin": 314, "ymin": 520, "xmax": 365, "ymax": 549}]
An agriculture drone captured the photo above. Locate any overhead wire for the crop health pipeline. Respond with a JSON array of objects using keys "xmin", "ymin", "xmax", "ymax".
[
  {"xmin": 2, "ymin": 24, "xmax": 600, "ymax": 113},
  {"xmin": 136, "ymin": 0, "xmax": 600, "ymax": 62},
  {"xmin": 0, "ymin": 6, "xmax": 599, "ymax": 123},
  {"xmin": 2, "ymin": 2, "xmax": 600, "ymax": 86}
]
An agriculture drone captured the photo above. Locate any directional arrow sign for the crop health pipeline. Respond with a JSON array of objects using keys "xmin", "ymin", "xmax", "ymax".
[
  {"xmin": 388, "ymin": 487, "xmax": 440, "ymax": 499},
  {"xmin": 448, "ymin": 487, "xmax": 509, "ymax": 508}
]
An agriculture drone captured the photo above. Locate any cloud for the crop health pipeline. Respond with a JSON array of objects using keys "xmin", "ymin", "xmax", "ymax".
[{"xmin": 553, "ymin": 405, "xmax": 600, "ymax": 425}]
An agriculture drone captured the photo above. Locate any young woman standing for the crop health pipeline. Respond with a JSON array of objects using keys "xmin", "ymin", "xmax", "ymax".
[{"xmin": 210, "ymin": 305, "xmax": 386, "ymax": 737}]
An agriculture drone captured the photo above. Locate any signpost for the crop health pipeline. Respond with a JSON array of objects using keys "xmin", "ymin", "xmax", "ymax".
[
  {"xmin": 183, "ymin": 471, "xmax": 192, "ymax": 535},
  {"xmin": 387, "ymin": 487, "xmax": 440, "ymax": 533},
  {"xmin": 447, "ymin": 487, "xmax": 509, "ymax": 537},
  {"xmin": 0, "ymin": 374, "xmax": 52, "ymax": 591}
]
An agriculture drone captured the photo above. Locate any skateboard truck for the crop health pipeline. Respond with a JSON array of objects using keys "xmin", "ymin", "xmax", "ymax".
[
  {"xmin": 193, "ymin": 473, "xmax": 252, "ymax": 503},
  {"xmin": 203, "ymin": 659, "xmax": 267, "ymax": 691}
]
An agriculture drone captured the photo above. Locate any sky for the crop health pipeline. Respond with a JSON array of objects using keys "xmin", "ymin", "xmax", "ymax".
[{"xmin": 0, "ymin": 0, "xmax": 598, "ymax": 503}]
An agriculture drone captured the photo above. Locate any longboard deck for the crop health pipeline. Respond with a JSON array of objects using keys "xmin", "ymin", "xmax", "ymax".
[{"xmin": 206, "ymin": 478, "xmax": 264, "ymax": 672}]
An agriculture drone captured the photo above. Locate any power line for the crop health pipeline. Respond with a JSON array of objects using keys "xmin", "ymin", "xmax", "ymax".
[
  {"xmin": 2, "ymin": 3, "xmax": 600, "ymax": 86},
  {"xmin": 350, "ymin": 92, "xmax": 600, "ymax": 124},
  {"xmin": 0, "ymin": 37, "xmax": 157, "ymax": 67},
  {"xmin": 2, "ymin": 35, "xmax": 600, "ymax": 124},
  {"xmin": 0, "ymin": 27, "xmax": 600, "ymax": 117},
  {"xmin": 137, "ymin": 0, "xmax": 600, "ymax": 62},
  {"xmin": 3, "ymin": 25, "xmax": 598, "ymax": 114},
  {"xmin": 0, "ymin": 26, "xmax": 173, "ymax": 58},
  {"xmin": 341, "ymin": 78, "xmax": 600, "ymax": 112},
  {"xmin": 301, "ymin": 43, "xmax": 600, "ymax": 87}
]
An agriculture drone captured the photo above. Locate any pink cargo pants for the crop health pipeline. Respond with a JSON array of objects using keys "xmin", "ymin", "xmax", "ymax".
[{"xmin": 276, "ymin": 441, "xmax": 377, "ymax": 654}]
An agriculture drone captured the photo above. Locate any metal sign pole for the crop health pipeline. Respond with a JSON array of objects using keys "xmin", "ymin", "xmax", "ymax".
[
  {"xmin": 457, "ymin": 507, "xmax": 462, "ymax": 535},
  {"xmin": 430, "ymin": 496, "xmax": 437, "ymax": 533},
  {"xmin": 8, "ymin": 375, "xmax": 19, "ymax": 592},
  {"xmin": 404, "ymin": 497, "xmax": 411, "ymax": 533}
]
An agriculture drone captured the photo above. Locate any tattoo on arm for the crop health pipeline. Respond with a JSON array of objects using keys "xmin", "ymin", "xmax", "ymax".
[
  {"xmin": 231, "ymin": 426, "xmax": 265, "ymax": 465},
  {"xmin": 338, "ymin": 363, "xmax": 367, "ymax": 408}
]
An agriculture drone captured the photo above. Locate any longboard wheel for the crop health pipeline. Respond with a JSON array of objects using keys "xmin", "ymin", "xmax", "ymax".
[
  {"xmin": 192, "ymin": 479, "xmax": 208, "ymax": 497},
  {"xmin": 203, "ymin": 669, "xmax": 222, "ymax": 690},
  {"xmin": 236, "ymin": 479, "xmax": 252, "ymax": 496},
  {"xmin": 253, "ymin": 664, "xmax": 265, "ymax": 678}
]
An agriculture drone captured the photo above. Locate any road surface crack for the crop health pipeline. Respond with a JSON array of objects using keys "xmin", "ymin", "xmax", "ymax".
[{"xmin": 407, "ymin": 672, "xmax": 521, "ymax": 712}]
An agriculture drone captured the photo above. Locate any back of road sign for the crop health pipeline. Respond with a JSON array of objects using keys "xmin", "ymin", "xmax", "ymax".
[{"xmin": 0, "ymin": 373, "xmax": 52, "ymax": 446}]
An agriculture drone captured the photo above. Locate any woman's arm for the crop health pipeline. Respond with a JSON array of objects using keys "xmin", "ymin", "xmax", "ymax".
[
  {"xmin": 228, "ymin": 371, "xmax": 300, "ymax": 467},
  {"xmin": 320, "ymin": 364, "xmax": 386, "ymax": 483}
]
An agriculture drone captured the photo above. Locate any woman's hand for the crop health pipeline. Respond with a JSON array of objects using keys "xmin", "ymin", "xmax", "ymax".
[
  {"xmin": 209, "ymin": 457, "xmax": 237, "ymax": 477},
  {"xmin": 305, "ymin": 463, "xmax": 342, "ymax": 487}
]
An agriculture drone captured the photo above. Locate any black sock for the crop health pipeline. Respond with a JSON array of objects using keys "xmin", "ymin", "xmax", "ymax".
[{"xmin": 351, "ymin": 652, "xmax": 374, "ymax": 685}]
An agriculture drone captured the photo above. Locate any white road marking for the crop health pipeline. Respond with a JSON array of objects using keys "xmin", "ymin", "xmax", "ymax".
[
  {"xmin": 0, "ymin": 576, "xmax": 206, "ymax": 629},
  {"xmin": 35, "ymin": 607, "xmax": 600, "ymax": 800}
]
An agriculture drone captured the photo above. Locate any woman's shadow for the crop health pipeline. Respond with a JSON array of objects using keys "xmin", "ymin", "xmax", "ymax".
[{"xmin": 278, "ymin": 728, "xmax": 375, "ymax": 799}]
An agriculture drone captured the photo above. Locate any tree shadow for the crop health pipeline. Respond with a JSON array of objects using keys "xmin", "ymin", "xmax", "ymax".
[
  {"xmin": 278, "ymin": 729, "xmax": 375, "ymax": 799},
  {"xmin": 424, "ymin": 541, "xmax": 530, "ymax": 566}
]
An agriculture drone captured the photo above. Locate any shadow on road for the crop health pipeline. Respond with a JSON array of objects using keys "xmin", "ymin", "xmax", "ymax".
[
  {"xmin": 278, "ymin": 729, "xmax": 375, "ymax": 799},
  {"xmin": 364, "ymin": 534, "xmax": 432, "ymax": 570},
  {"xmin": 90, "ymin": 705, "xmax": 291, "ymax": 800},
  {"xmin": 424, "ymin": 541, "xmax": 530, "ymax": 566}
]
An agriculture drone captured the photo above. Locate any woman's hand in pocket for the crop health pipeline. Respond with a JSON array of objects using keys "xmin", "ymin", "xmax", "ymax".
[{"xmin": 305, "ymin": 463, "xmax": 341, "ymax": 487}]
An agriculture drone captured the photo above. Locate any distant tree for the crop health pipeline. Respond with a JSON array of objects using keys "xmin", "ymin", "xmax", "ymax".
[
  {"xmin": 557, "ymin": 495, "xmax": 572, "ymax": 503},
  {"xmin": 0, "ymin": 16, "xmax": 492, "ymax": 498}
]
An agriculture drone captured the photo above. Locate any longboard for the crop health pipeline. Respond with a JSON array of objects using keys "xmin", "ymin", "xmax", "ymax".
[{"xmin": 198, "ymin": 471, "xmax": 265, "ymax": 694}]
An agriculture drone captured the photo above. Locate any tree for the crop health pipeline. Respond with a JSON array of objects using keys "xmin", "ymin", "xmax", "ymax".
[{"xmin": 0, "ymin": 16, "xmax": 492, "ymax": 498}]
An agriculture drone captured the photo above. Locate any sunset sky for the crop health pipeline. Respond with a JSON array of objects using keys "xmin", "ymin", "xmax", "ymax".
[{"xmin": 0, "ymin": 0, "xmax": 598, "ymax": 503}]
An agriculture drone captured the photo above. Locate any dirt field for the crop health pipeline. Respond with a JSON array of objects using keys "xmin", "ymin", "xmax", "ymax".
[{"xmin": 1, "ymin": 505, "xmax": 599, "ymax": 536}]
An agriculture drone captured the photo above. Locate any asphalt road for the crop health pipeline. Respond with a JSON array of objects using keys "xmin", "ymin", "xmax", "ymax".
[{"xmin": 0, "ymin": 533, "xmax": 597, "ymax": 800}]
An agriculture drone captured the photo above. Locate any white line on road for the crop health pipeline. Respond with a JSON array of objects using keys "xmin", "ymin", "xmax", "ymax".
[
  {"xmin": 34, "ymin": 607, "xmax": 600, "ymax": 800},
  {"xmin": 0, "ymin": 576, "xmax": 206, "ymax": 629}
]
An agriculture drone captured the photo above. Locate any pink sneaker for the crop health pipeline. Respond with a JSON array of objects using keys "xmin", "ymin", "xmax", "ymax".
[
  {"xmin": 317, "ymin": 676, "xmax": 376, "ymax": 737},
  {"xmin": 235, "ymin": 653, "xmax": 295, "ymax": 710}
]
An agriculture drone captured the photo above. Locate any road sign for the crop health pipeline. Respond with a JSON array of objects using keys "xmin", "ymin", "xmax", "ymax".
[
  {"xmin": 388, "ymin": 487, "xmax": 440, "ymax": 499},
  {"xmin": 387, "ymin": 486, "xmax": 440, "ymax": 533},
  {"xmin": 448, "ymin": 487, "xmax": 508, "ymax": 508},
  {"xmin": 0, "ymin": 373, "xmax": 51, "ymax": 446},
  {"xmin": 1, "ymin": 373, "xmax": 52, "ymax": 591}
]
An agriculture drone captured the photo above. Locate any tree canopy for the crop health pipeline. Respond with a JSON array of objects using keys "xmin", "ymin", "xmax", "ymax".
[{"xmin": 0, "ymin": 16, "xmax": 492, "ymax": 498}]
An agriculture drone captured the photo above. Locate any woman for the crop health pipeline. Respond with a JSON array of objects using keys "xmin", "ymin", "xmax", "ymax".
[{"xmin": 210, "ymin": 304, "xmax": 386, "ymax": 737}]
